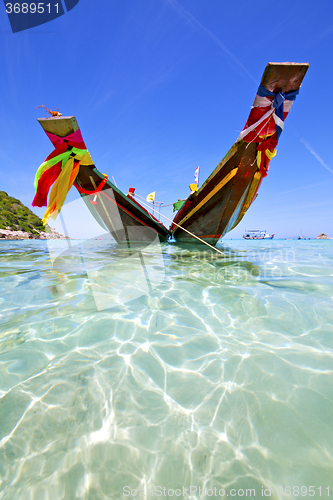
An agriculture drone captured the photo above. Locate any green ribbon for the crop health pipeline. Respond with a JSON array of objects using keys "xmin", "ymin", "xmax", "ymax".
[{"xmin": 34, "ymin": 147, "xmax": 88, "ymax": 191}]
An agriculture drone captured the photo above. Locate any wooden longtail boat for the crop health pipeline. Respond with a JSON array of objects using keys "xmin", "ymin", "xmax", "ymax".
[
  {"xmin": 36, "ymin": 116, "xmax": 170, "ymax": 244},
  {"xmin": 170, "ymin": 62, "xmax": 309, "ymax": 246}
]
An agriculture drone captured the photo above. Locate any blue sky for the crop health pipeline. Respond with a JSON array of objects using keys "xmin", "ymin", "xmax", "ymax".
[{"xmin": 0, "ymin": 0, "xmax": 332, "ymax": 239}]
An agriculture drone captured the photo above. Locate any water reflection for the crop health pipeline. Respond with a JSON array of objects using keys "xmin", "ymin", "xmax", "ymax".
[{"xmin": 0, "ymin": 240, "xmax": 333, "ymax": 499}]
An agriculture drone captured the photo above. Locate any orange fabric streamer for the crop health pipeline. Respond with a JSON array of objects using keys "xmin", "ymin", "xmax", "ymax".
[{"xmin": 42, "ymin": 159, "xmax": 80, "ymax": 225}]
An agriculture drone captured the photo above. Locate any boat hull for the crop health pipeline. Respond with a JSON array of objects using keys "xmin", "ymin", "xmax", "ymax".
[
  {"xmin": 171, "ymin": 140, "xmax": 258, "ymax": 246},
  {"xmin": 171, "ymin": 62, "xmax": 309, "ymax": 246}
]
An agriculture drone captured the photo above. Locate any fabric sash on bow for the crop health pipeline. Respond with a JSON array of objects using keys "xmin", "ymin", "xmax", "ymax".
[
  {"xmin": 235, "ymin": 84, "xmax": 299, "ymax": 182},
  {"xmin": 237, "ymin": 84, "xmax": 299, "ymax": 143},
  {"xmin": 226, "ymin": 82, "xmax": 301, "ymax": 231},
  {"xmin": 32, "ymin": 129, "xmax": 91, "ymax": 225}
]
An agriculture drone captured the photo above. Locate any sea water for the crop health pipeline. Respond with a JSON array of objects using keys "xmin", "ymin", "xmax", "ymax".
[{"xmin": 0, "ymin": 239, "xmax": 333, "ymax": 500}]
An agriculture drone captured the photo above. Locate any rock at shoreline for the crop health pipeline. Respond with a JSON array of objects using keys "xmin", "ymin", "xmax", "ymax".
[{"xmin": 316, "ymin": 233, "xmax": 330, "ymax": 239}]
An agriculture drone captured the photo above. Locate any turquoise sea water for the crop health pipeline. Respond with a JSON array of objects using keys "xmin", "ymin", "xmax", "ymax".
[{"xmin": 0, "ymin": 239, "xmax": 333, "ymax": 500}]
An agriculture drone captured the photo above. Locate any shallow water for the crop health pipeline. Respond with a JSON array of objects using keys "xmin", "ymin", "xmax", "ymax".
[{"xmin": 0, "ymin": 239, "xmax": 333, "ymax": 500}]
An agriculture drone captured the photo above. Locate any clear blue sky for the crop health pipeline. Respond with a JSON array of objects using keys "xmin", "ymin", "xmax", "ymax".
[{"xmin": 0, "ymin": 0, "xmax": 332, "ymax": 239}]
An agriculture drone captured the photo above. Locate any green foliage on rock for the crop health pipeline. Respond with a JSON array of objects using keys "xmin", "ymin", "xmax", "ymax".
[{"xmin": 0, "ymin": 191, "xmax": 45, "ymax": 233}]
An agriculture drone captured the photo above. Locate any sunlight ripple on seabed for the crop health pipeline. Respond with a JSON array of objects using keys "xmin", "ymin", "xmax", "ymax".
[{"xmin": 0, "ymin": 240, "xmax": 333, "ymax": 499}]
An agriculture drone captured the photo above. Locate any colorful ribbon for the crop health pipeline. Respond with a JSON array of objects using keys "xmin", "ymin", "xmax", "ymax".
[
  {"xmin": 41, "ymin": 158, "xmax": 80, "ymax": 225},
  {"xmin": 257, "ymin": 84, "xmax": 299, "ymax": 139},
  {"xmin": 256, "ymin": 135, "xmax": 278, "ymax": 177},
  {"xmin": 32, "ymin": 129, "xmax": 89, "ymax": 224},
  {"xmin": 44, "ymin": 129, "xmax": 86, "ymax": 149}
]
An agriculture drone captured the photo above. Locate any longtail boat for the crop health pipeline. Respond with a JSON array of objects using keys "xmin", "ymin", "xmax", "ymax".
[
  {"xmin": 33, "ymin": 116, "xmax": 170, "ymax": 244},
  {"xmin": 170, "ymin": 62, "xmax": 309, "ymax": 245}
]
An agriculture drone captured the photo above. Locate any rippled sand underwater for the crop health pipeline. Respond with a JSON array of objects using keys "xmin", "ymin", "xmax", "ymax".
[{"xmin": 0, "ymin": 239, "xmax": 333, "ymax": 500}]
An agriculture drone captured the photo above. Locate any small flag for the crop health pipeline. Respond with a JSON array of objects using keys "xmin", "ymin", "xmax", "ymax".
[
  {"xmin": 173, "ymin": 200, "xmax": 185, "ymax": 212},
  {"xmin": 194, "ymin": 166, "xmax": 199, "ymax": 185},
  {"xmin": 146, "ymin": 191, "xmax": 155, "ymax": 202},
  {"xmin": 189, "ymin": 183, "xmax": 198, "ymax": 193}
]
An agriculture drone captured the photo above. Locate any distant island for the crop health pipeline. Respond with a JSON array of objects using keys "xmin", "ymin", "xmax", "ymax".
[
  {"xmin": 0, "ymin": 191, "xmax": 66, "ymax": 239},
  {"xmin": 316, "ymin": 233, "xmax": 330, "ymax": 239}
]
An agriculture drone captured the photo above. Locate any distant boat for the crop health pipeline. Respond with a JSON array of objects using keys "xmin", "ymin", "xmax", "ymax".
[
  {"xmin": 243, "ymin": 230, "xmax": 274, "ymax": 240},
  {"xmin": 297, "ymin": 227, "xmax": 305, "ymax": 239}
]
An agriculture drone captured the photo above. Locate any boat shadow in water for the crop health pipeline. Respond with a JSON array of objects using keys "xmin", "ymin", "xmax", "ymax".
[
  {"xmin": 47, "ymin": 230, "xmax": 167, "ymax": 311},
  {"xmin": 165, "ymin": 242, "xmax": 261, "ymax": 285},
  {"xmin": 47, "ymin": 238, "xmax": 263, "ymax": 312}
]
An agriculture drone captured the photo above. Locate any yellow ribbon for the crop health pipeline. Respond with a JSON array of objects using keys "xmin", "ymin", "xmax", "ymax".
[
  {"xmin": 257, "ymin": 147, "xmax": 277, "ymax": 170},
  {"xmin": 78, "ymin": 152, "xmax": 94, "ymax": 166}
]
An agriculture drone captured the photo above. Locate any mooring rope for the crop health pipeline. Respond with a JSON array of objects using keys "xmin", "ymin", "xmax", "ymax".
[{"xmin": 135, "ymin": 196, "xmax": 225, "ymax": 255}]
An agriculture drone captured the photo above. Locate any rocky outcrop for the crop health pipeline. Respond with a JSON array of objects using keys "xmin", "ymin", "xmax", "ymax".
[
  {"xmin": 316, "ymin": 233, "xmax": 330, "ymax": 239},
  {"xmin": 0, "ymin": 226, "xmax": 68, "ymax": 240},
  {"xmin": 0, "ymin": 190, "xmax": 69, "ymax": 239}
]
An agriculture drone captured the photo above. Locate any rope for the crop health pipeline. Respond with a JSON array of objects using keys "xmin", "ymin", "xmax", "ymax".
[
  {"xmin": 89, "ymin": 176, "xmax": 117, "ymax": 234},
  {"xmin": 134, "ymin": 193, "xmax": 163, "ymax": 205},
  {"xmin": 159, "ymin": 201, "xmax": 184, "ymax": 207},
  {"xmin": 136, "ymin": 196, "xmax": 224, "ymax": 255},
  {"xmin": 245, "ymin": 110, "xmax": 274, "ymax": 149},
  {"xmin": 134, "ymin": 193, "xmax": 185, "ymax": 207}
]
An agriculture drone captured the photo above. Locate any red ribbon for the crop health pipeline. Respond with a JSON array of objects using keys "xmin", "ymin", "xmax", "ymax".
[
  {"xmin": 32, "ymin": 129, "xmax": 87, "ymax": 208},
  {"xmin": 256, "ymin": 136, "xmax": 278, "ymax": 152},
  {"xmin": 74, "ymin": 174, "xmax": 108, "ymax": 195},
  {"xmin": 45, "ymin": 129, "xmax": 86, "ymax": 149}
]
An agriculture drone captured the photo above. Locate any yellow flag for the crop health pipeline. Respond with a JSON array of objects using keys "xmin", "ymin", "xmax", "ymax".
[
  {"xmin": 189, "ymin": 183, "xmax": 198, "ymax": 192},
  {"xmin": 146, "ymin": 191, "xmax": 155, "ymax": 202}
]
